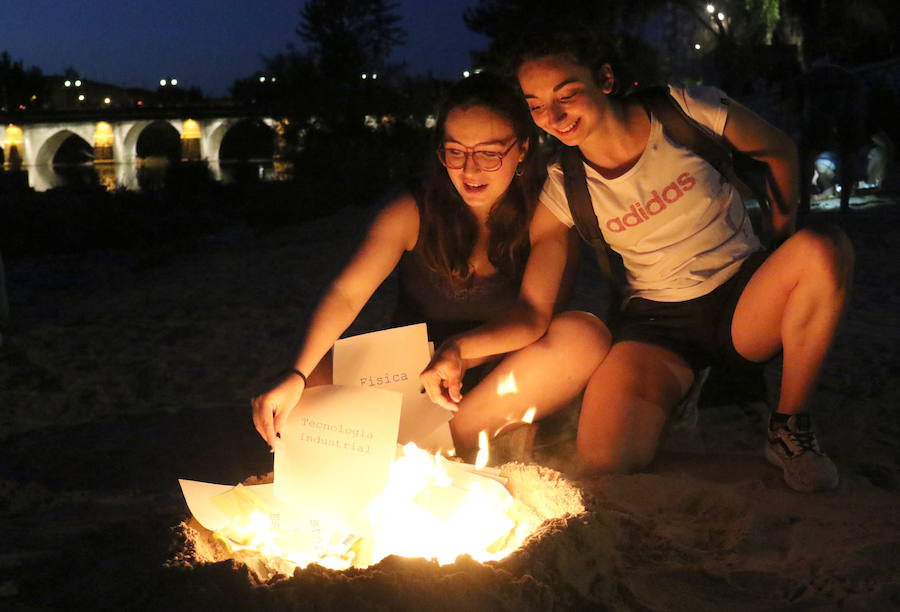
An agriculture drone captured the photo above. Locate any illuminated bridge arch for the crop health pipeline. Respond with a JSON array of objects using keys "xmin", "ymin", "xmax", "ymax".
[
  {"xmin": 2, "ymin": 112, "xmax": 280, "ymax": 188},
  {"xmin": 33, "ymin": 128, "xmax": 94, "ymax": 167}
]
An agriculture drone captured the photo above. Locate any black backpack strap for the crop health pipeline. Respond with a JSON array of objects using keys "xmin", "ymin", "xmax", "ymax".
[
  {"xmin": 559, "ymin": 146, "xmax": 626, "ymax": 306},
  {"xmin": 635, "ymin": 86, "xmax": 777, "ymax": 244}
]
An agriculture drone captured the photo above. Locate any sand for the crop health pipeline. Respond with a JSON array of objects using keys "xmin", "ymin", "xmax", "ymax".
[{"xmin": 1, "ymin": 195, "xmax": 899, "ymax": 610}]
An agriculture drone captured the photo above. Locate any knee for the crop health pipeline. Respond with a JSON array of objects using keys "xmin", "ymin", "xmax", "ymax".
[
  {"xmin": 793, "ymin": 226, "xmax": 855, "ymax": 290},
  {"xmin": 545, "ymin": 311, "xmax": 612, "ymax": 362}
]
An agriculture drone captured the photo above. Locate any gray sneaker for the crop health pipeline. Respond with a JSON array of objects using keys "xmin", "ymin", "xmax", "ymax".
[{"xmin": 765, "ymin": 413, "xmax": 839, "ymax": 492}]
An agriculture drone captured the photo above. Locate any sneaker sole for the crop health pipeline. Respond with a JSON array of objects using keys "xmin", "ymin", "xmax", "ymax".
[{"xmin": 764, "ymin": 443, "xmax": 839, "ymax": 492}]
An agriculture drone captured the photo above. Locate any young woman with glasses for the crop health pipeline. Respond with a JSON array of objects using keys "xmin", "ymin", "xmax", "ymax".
[
  {"xmin": 423, "ymin": 28, "xmax": 854, "ymax": 491},
  {"xmin": 253, "ymin": 73, "xmax": 610, "ymax": 456}
]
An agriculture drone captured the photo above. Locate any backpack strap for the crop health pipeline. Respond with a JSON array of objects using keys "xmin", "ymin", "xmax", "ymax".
[
  {"xmin": 557, "ymin": 86, "xmax": 779, "ymax": 310},
  {"xmin": 635, "ymin": 86, "xmax": 777, "ymax": 243},
  {"xmin": 559, "ymin": 146, "xmax": 627, "ymax": 305}
]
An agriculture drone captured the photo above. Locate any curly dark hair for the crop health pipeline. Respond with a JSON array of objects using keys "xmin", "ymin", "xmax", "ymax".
[
  {"xmin": 511, "ymin": 25, "xmax": 628, "ymax": 97},
  {"xmin": 417, "ymin": 72, "xmax": 544, "ymax": 284}
]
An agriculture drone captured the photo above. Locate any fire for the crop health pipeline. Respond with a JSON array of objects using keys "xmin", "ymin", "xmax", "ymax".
[
  {"xmin": 475, "ymin": 430, "xmax": 490, "ymax": 470},
  {"xmin": 492, "ymin": 406, "xmax": 538, "ymax": 438},
  {"xmin": 367, "ymin": 443, "xmax": 514, "ymax": 565},
  {"xmin": 496, "ymin": 371, "xmax": 518, "ymax": 396},
  {"xmin": 213, "ymin": 507, "xmax": 360, "ymax": 574},
  {"xmin": 521, "ymin": 406, "xmax": 536, "ymax": 423},
  {"xmin": 208, "ymin": 442, "xmax": 533, "ymax": 573}
]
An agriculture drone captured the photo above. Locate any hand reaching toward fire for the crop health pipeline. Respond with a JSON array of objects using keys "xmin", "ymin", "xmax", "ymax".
[
  {"xmin": 420, "ymin": 341, "xmax": 466, "ymax": 412},
  {"xmin": 251, "ymin": 372, "xmax": 307, "ymax": 449}
]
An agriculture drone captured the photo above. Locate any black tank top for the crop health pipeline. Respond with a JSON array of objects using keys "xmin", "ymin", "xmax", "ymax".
[{"xmin": 392, "ymin": 195, "xmax": 525, "ymax": 346}]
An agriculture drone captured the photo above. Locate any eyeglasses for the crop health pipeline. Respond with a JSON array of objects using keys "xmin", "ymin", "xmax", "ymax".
[{"xmin": 437, "ymin": 139, "xmax": 518, "ymax": 172}]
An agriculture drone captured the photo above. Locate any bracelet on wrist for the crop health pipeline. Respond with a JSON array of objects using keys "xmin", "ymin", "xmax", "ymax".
[{"xmin": 279, "ymin": 368, "xmax": 307, "ymax": 386}]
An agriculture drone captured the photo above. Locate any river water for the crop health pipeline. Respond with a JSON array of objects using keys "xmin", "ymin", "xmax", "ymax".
[{"xmin": 12, "ymin": 158, "xmax": 291, "ymax": 191}]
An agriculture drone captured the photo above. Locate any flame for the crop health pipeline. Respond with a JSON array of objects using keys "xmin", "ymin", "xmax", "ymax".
[
  {"xmin": 475, "ymin": 430, "xmax": 490, "ymax": 470},
  {"xmin": 367, "ymin": 443, "xmax": 513, "ymax": 565},
  {"xmin": 492, "ymin": 407, "xmax": 538, "ymax": 438},
  {"xmin": 496, "ymin": 371, "xmax": 518, "ymax": 396},
  {"xmin": 210, "ymin": 441, "xmax": 536, "ymax": 573},
  {"xmin": 214, "ymin": 508, "xmax": 360, "ymax": 574}
]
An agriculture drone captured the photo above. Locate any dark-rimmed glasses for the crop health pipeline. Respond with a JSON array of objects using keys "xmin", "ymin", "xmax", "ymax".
[{"xmin": 437, "ymin": 139, "xmax": 518, "ymax": 172}]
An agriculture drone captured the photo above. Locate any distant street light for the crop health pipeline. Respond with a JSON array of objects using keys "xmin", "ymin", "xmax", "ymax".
[
  {"xmin": 695, "ymin": 43, "xmax": 702, "ymax": 50},
  {"xmin": 463, "ymin": 70, "xmax": 471, "ymax": 78},
  {"xmin": 160, "ymin": 79, "xmax": 167, "ymax": 86},
  {"xmin": 706, "ymin": 4, "xmax": 715, "ymax": 13},
  {"xmin": 170, "ymin": 78, "xmax": 178, "ymax": 86},
  {"xmin": 74, "ymin": 80, "xmax": 82, "ymax": 87},
  {"xmin": 104, "ymin": 97, "xmax": 111, "ymax": 104},
  {"xmin": 64, "ymin": 80, "xmax": 71, "ymax": 87},
  {"xmin": 78, "ymin": 94, "xmax": 85, "ymax": 101}
]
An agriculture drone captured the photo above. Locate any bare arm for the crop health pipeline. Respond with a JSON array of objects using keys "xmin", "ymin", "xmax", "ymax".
[
  {"xmin": 419, "ymin": 203, "xmax": 572, "ymax": 408},
  {"xmin": 723, "ymin": 100, "xmax": 799, "ymax": 241},
  {"xmin": 252, "ymin": 194, "xmax": 419, "ymax": 445}
]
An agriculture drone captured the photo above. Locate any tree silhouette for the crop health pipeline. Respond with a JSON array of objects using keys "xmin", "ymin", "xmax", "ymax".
[
  {"xmin": 463, "ymin": 0, "xmax": 661, "ymax": 81},
  {"xmin": 0, "ymin": 51, "xmax": 44, "ymax": 112},
  {"xmin": 298, "ymin": 0, "xmax": 407, "ymax": 80}
]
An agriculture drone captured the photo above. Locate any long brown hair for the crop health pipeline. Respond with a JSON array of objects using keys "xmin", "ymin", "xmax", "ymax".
[{"xmin": 417, "ymin": 72, "xmax": 544, "ymax": 285}]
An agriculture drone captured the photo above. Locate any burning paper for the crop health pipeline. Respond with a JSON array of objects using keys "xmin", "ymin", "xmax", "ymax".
[
  {"xmin": 333, "ymin": 323, "xmax": 453, "ymax": 452},
  {"xmin": 177, "ymin": 325, "xmax": 567, "ymax": 576},
  {"xmin": 274, "ymin": 384, "xmax": 402, "ymax": 534},
  {"xmin": 178, "ymin": 479, "xmax": 366, "ymax": 572},
  {"xmin": 366, "ymin": 443, "xmax": 514, "ymax": 565}
]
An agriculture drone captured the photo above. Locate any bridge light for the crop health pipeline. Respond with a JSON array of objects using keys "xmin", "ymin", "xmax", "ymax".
[
  {"xmin": 170, "ymin": 78, "xmax": 178, "ymax": 86},
  {"xmin": 160, "ymin": 79, "xmax": 167, "ymax": 87},
  {"xmin": 64, "ymin": 80, "xmax": 72, "ymax": 87}
]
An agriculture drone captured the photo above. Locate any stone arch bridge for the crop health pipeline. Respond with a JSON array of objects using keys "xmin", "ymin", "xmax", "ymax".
[{"xmin": 1, "ymin": 106, "xmax": 286, "ymax": 190}]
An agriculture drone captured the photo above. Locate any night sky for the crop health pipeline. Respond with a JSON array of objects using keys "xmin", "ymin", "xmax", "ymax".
[{"xmin": 1, "ymin": 0, "xmax": 488, "ymax": 97}]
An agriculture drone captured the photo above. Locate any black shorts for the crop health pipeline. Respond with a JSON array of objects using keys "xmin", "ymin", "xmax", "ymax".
[{"xmin": 610, "ymin": 250, "xmax": 770, "ymax": 373}]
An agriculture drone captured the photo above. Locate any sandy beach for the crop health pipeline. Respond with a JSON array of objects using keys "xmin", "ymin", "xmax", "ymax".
[{"xmin": 1, "ymin": 194, "xmax": 899, "ymax": 610}]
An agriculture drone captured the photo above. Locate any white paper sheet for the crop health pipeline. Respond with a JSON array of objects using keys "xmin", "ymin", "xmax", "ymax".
[
  {"xmin": 273, "ymin": 384, "xmax": 402, "ymax": 532},
  {"xmin": 178, "ymin": 479, "xmax": 368, "ymax": 566},
  {"xmin": 333, "ymin": 323, "xmax": 453, "ymax": 451}
]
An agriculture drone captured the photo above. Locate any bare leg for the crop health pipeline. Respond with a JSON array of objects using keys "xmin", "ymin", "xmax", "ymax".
[
  {"xmin": 450, "ymin": 311, "xmax": 611, "ymax": 454},
  {"xmin": 577, "ymin": 341, "xmax": 694, "ymax": 474},
  {"xmin": 731, "ymin": 227, "xmax": 854, "ymax": 413}
]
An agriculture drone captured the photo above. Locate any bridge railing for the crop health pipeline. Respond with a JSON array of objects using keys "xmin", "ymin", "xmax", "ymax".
[{"xmin": 0, "ymin": 102, "xmax": 291, "ymax": 125}]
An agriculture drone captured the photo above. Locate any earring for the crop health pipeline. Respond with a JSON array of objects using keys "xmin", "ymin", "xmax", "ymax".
[{"xmin": 515, "ymin": 164, "xmax": 524, "ymax": 177}]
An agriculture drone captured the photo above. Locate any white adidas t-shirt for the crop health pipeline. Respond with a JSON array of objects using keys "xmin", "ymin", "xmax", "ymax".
[{"xmin": 540, "ymin": 84, "xmax": 761, "ymax": 303}]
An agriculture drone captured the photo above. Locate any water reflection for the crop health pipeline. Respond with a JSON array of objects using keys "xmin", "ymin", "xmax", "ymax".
[{"xmin": 13, "ymin": 158, "xmax": 293, "ymax": 192}]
